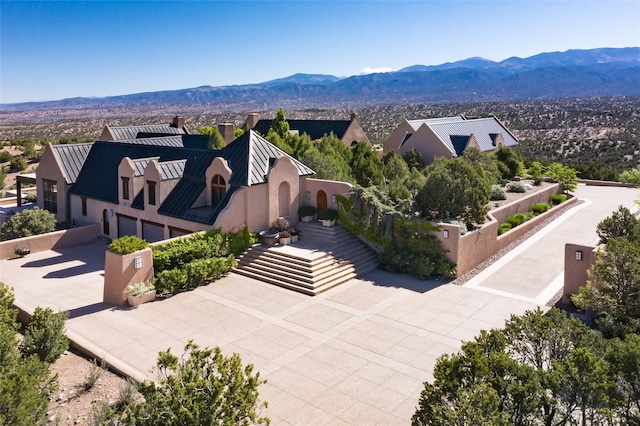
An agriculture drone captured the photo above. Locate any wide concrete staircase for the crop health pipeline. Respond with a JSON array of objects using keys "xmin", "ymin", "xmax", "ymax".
[{"xmin": 234, "ymin": 221, "xmax": 379, "ymax": 295}]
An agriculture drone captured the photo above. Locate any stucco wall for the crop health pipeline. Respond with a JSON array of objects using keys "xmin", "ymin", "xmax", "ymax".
[
  {"xmin": 301, "ymin": 178, "xmax": 352, "ymax": 213},
  {"xmin": 383, "ymin": 120, "xmax": 414, "ymax": 154},
  {"xmin": 103, "ymin": 248, "xmax": 154, "ymax": 305},
  {"xmin": 398, "ymin": 125, "xmax": 453, "ymax": 164},
  {"xmin": 342, "ymin": 120, "xmax": 371, "ymax": 146},
  {"xmin": 36, "ymin": 143, "xmax": 70, "ymax": 223},
  {"xmin": 0, "ymin": 224, "xmax": 101, "ymax": 260},
  {"xmin": 437, "ymin": 182, "xmax": 569, "ymax": 277},
  {"xmin": 563, "ymin": 243, "xmax": 597, "ymax": 300}
]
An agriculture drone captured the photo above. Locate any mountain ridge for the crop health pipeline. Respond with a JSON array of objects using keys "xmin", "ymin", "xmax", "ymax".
[{"xmin": 2, "ymin": 47, "xmax": 638, "ymax": 112}]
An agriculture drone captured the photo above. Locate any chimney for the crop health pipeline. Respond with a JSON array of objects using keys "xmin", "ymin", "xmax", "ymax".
[
  {"xmin": 217, "ymin": 123, "xmax": 234, "ymax": 144},
  {"xmin": 350, "ymin": 112, "xmax": 359, "ymax": 122},
  {"xmin": 171, "ymin": 116, "xmax": 185, "ymax": 129},
  {"xmin": 246, "ymin": 113, "xmax": 259, "ymax": 129}
]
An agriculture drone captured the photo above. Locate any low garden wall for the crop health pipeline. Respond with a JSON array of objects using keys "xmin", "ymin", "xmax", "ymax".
[
  {"xmin": 440, "ymin": 183, "xmax": 572, "ymax": 277},
  {"xmin": 0, "ymin": 223, "xmax": 101, "ymax": 260}
]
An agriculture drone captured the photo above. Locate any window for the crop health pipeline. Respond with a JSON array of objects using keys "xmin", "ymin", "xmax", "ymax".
[
  {"xmin": 211, "ymin": 174, "xmax": 226, "ymax": 207},
  {"xmin": 148, "ymin": 181, "xmax": 156, "ymax": 205},
  {"xmin": 121, "ymin": 177, "xmax": 130, "ymax": 200},
  {"xmin": 43, "ymin": 179, "xmax": 57, "ymax": 213},
  {"xmin": 575, "ymin": 250, "xmax": 583, "ymax": 261},
  {"xmin": 81, "ymin": 197, "xmax": 87, "ymax": 216},
  {"xmin": 443, "ymin": 229, "xmax": 449, "ymax": 239}
]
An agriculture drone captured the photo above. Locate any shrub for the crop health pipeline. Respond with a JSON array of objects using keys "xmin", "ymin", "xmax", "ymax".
[
  {"xmin": 531, "ymin": 203, "xmax": 551, "ymax": 214},
  {"xmin": 618, "ymin": 168, "xmax": 640, "ymax": 185},
  {"xmin": 442, "ymin": 218, "xmax": 468, "ymax": 235},
  {"xmin": 152, "ymin": 232, "xmax": 227, "ymax": 273},
  {"xmin": 125, "ymin": 282, "xmax": 155, "ymax": 297},
  {"xmin": 506, "ymin": 213, "xmax": 533, "ymax": 228},
  {"xmin": 154, "ymin": 269, "xmax": 188, "ymax": 295},
  {"xmin": 490, "ymin": 185, "xmax": 507, "ymax": 201},
  {"xmin": 550, "ymin": 193, "xmax": 567, "ymax": 205},
  {"xmin": 0, "ymin": 207, "xmax": 57, "ymax": 241},
  {"xmin": 270, "ymin": 217, "xmax": 290, "ymax": 232},
  {"xmin": 108, "ymin": 236, "xmax": 149, "ymax": 255},
  {"xmin": 9, "ymin": 156, "xmax": 27, "ymax": 172},
  {"xmin": 20, "ymin": 307, "xmax": 69, "ymax": 363},
  {"xmin": 226, "ymin": 227, "xmax": 258, "ymax": 256},
  {"xmin": 0, "ymin": 150, "xmax": 13, "ymax": 163},
  {"xmin": 498, "ymin": 223, "xmax": 512, "ymax": 235},
  {"xmin": 24, "ymin": 193, "xmax": 37, "ymax": 203},
  {"xmin": 506, "ymin": 181, "xmax": 527, "ymax": 193},
  {"xmin": 298, "ymin": 205, "xmax": 317, "ymax": 218},
  {"xmin": 318, "ymin": 208, "xmax": 338, "ymax": 221}
]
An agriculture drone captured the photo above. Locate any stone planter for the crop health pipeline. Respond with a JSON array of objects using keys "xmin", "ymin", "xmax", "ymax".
[
  {"xmin": 127, "ymin": 290, "xmax": 156, "ymax": 308},
  {"xmin": 259, "ymin": 230, "xmax": 279, "ymax": 247},
  {"xmin": 279, "ymin": 236, "xmax": 292, "ymax": 246},
  {"xmin": 321, "ymin": 219, "xmax": 335, "ymax": 227},
  {"xmin": 301, "ymin": 215, "xmax": 314, "ymax": 223}
]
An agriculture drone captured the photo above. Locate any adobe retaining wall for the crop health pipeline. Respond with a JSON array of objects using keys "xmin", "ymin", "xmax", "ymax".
[
  {"xmin": 0, "ymin": 224, "xmax": 101, "ymax": 260},
  {"xmin": 440, "ymin": 183, "xmax": 569, "ymax": 277}
]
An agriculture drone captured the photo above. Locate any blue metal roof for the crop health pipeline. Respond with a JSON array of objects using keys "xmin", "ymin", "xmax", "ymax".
[
  {"xmin": 106, "ymin": 125, "xmax": 186, "ymax": 141},
  {"xmin": 428, "ymin": 117, "xmax": 519, "ymax": 155},
  {"xmin": 51, "ymin": 143, "xmax": 94, "ymax": 184}
]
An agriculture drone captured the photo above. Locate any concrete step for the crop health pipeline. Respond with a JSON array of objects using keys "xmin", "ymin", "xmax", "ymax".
[{"xmin": 236, "ymin": 221, "xmax": 379, "ymax": 296}]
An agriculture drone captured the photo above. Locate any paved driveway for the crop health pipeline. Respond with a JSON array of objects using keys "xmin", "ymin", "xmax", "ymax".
[{"xmin": 1, "ymin": 184, "xmax": 637, "ymax": 424}]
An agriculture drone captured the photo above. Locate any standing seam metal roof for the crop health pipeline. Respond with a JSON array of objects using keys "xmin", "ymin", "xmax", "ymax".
[
  {"xmin": 426, "ymin": 117, "xmax": 519, "ymax": 156},
  {"xmin": 51, "ymin": 143, "xmax": 94, "ymax": 184},
  {"xmin": 407, "ymin": 116, "xmax": 464, "ymax": 131},
  {"xmin": 68, "ymin": 130, "xmax": 314, "ymax": 225},
  {"xmin": 107, "ymin": 125, "xmax": 186, "ymax": 141}
]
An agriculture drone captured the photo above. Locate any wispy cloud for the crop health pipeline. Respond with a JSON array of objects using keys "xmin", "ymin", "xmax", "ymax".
[{"xmin": 358, "ymin": 67, "xmax": 396, "ymax": 75}]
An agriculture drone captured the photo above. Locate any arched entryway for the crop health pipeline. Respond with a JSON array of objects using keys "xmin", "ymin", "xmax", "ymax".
[
  {"xmin": 278, "ymin": 182, "xmax": 290, "ymax": 217},
  {"xmin": 317, "ymin": 190, "xmax": 327, "ymax": 213},
  {"xmin": 102, "ymin": 209, "xmax": 109, "ymax": 235}
]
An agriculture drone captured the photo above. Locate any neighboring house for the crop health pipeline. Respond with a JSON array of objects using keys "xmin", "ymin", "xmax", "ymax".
[
  {"xmin": 383, "ymin": 116, "xmax": 519, "ymax": 164},
  {"xmin": 99, "ymin": 116, "xmax": 189, "ymax": 141},
  {"xmin": 36, "ymin": 127, "xmax": 351, "ymax": 243},
  {"xmin": 247, "ymin": 113, "xmax": 371, "ymax": 147}
]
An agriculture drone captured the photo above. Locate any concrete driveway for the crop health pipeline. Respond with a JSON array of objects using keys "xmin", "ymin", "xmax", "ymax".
[{"xmin": 1, "ymin": 183, "xmax": 637, "ymax": 424}]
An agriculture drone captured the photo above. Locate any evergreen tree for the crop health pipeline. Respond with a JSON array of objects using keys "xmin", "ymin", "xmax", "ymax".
[
  {"xmin": 350, "ymin": 141, "xmax": 385, "ymax": 187},
  {"xmin": 270, "ymin": 108, "xmax": 290, "ymax": 139}
]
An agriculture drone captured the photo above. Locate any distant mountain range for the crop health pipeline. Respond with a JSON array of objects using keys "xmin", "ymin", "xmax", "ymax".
[{"xmin": 4, "ymin": 47, "xmax": 639, "ymax": 112}]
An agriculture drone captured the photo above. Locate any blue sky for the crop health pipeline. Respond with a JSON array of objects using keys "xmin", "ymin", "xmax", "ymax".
[{"xmin": 1, "ymin": 0, "xmax": 639, "ymax": 104}]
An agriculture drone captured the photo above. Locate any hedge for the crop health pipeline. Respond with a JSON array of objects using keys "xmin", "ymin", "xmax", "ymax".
[
  {"xmin": 550, "ymin": 194, "xmax": 567, "ymax": 205},
  {"xmin": 154, "ymin": 255, "xmax": 237, "ymax": 295},
  {"xmin": 109, "ymin": 236, "xmax": 150, "ymax": 255},
  {"xmin": 531, "ymin": 203, "xmax": 551, "ymax": 214}
]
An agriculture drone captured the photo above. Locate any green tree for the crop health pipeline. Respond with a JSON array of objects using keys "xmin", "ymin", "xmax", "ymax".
[
  {"xmin": 117, "ymin": 341, "xmax": 269, "ymax": 425},
  {"xmin": 199, "ymin": 126, "xmax": 226, "ymax": 149},
  {"xmin": 382, "ymin": 149, "xmax": 410, "ymax": 182},
  {"xmin": 463, "ymin": 147, "xmax": 501, "ymax": 184},
  {"xmin": 270, "ymin": 108, "xmax": 290, "ymax": 139},
  {"xmin": 9, "ymin": 156, "xmax": 27, "ymax": 172},
  {"xmin": 547, "ymin": 163, "xmax": 579, "ymax": 193},
  {"xmin": 413, "ymin": 308, "xmax": 620, "ymax": 426},
  {"xmin": 300, "ymin": 148, "xmax": 350, "ymax": 182},
  {"xmin": 606, "ymin": 334, "xmax": 640, "ymax": 424},
  {"xmin": 494, "ymin": 146, "xmax": 523, "ymax": 180},
  {"xmin": 596, "ymin": 205, "xmax": 640, "ymax": 244},
  {"xmin": 572, "ymin": 237, "xmax": 640, "ymax": 338},
  {"xmin": 619, "ymin": 168, "xmax": 640, "ymax": 185},
  {"xmin": 416, "ymin": 157, "xmax": 491, "ymax": 226},
  {"xmin": 316, "ymin": 133, "xmax": 352, "ymax": 180},
  {"xmin": 0, "ymin": 283, "xmax": 57, "ymax": 425},
  {"xmin": 402, "ymin": 148, "xmax": 424, "ymax": 170},
  {"xmin": 350, "ymin": 141, "xmax": 385, "ymax": 187},
  {"xmin": 20, "ymin": 307, "xmax": 69, "ymax": 363},
  {"xmin": 234, "ymin": 127, "xmax": 246, "ymax": 139},
  {"xmin": 1, "ymin": 207, "xmax": 57, "ymax": 241},
  {"xmin": 527, "ymin": 161, "xmax": 545, "ymax": 186}
]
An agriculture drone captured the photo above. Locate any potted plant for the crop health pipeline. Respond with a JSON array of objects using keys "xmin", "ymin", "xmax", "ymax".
[
  {"xmin": 318, "ymin": 209, "xmax": 338, "ymax": 227},
  {"xmin": 259, "ymin": 229, "xmax": 279, "ymax": 246},
  {"xmin": 289, "ymin": 228, "xmax": 299, "ymax": 243},
  {"xmin": 298, "ymin": 205, "xmax": 317, "ymax": 222},
  {"xmin": 125, "ymin": 281, "xmax": 156, "ymax": 307},
  {"xmin": 278, "ymin": 230, "xmax": 292, "ymax": 246},
  {"xmin": 14, "ymin": 243, "xmax": 30, "ymax": 258}
]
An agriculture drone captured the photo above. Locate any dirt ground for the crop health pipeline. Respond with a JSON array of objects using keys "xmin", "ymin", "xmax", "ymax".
[{"xmin": 47, "ymin": 350, "xmax": 128, "ymax": 425}]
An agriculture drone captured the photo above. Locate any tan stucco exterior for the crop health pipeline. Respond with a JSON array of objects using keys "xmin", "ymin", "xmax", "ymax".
[
  {"xmin": 563, "ymin": 243, "xmax": 597, "ymax": 300},
  {"xmin": 103, "ymin": 248, "xmax": 154, "ymax": 305},
  {"xmin": 36, "ymin": 143, "xmax": 70, "ymax": 223}
]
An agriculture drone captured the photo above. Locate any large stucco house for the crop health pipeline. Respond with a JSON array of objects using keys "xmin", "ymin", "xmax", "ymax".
[
  {"xmin": 35, "ymin": 120, "xmax": 350, "ymax": 243},
  {"xmin": 383, "ymin": 116, "xmax": 519, "ymax": 164},
  {"xmin": 247, "ymin": 112, "xmax": 371, "ymax": 147}
]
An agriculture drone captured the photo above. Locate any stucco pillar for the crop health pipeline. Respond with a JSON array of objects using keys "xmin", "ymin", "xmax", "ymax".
[{"xmin": 103, "ymin": 248, "xmax": 154, "ymax": 305}]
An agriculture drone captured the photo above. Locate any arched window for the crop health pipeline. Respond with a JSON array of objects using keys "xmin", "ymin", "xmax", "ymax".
[{"xmin": 211, "ymin": 174, "xmax": 226, "ymax": 207}]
